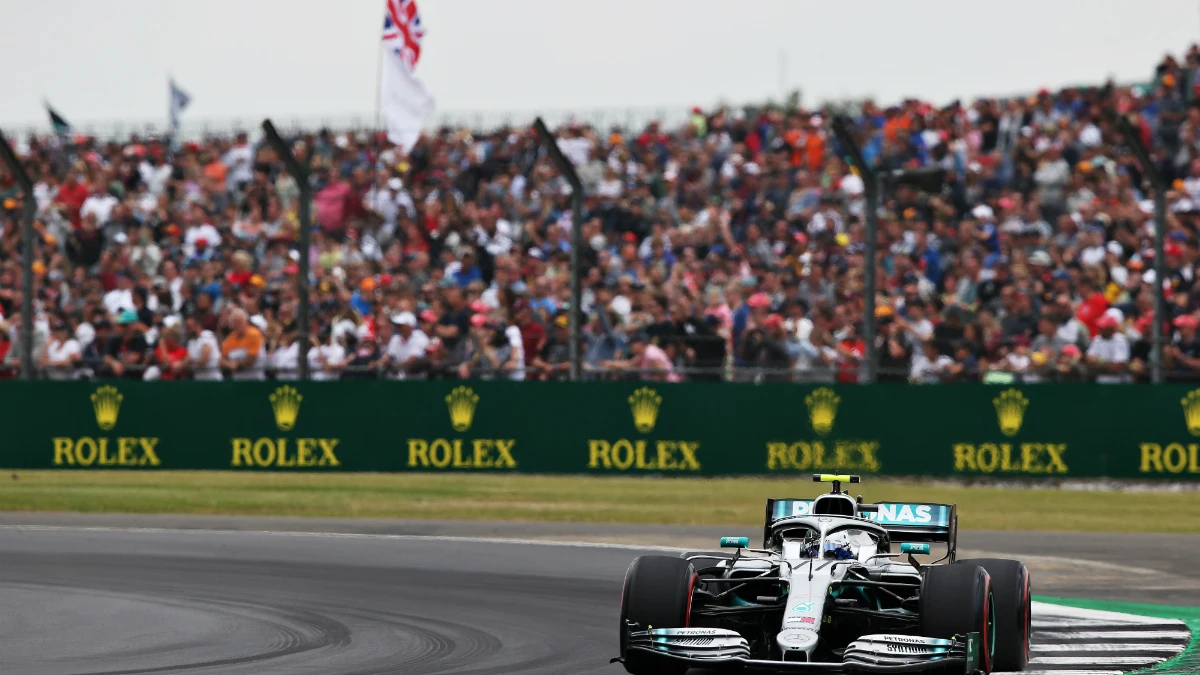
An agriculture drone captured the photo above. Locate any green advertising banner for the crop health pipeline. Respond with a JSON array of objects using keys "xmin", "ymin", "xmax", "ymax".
[{"xmin": 3, "ymin": 381, "xmax": 1200, "ymax": 479}]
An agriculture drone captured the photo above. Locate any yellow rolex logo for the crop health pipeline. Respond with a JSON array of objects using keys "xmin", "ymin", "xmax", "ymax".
[
  {"xmin": 629, "ymin": 387, "xmax": 662, "ymax": 433},
  {"xmin": 446, "ymin": 386, "xmax": 480, "ymax": 432},
  {"xmin": 269, "ymin": 386, "xmax": 303, "ymax": 431},
  {"xmin": 90, "ymin": 385, "xmax": 123, "ymax": 431},
  {"xmin": 1181, "ymin": 389, "xmax": 1200, "ymax": 436},
  {"xmin": 805, "ymin": 388, "xmax": 839, "ymax": 436},
  {"xmin": 993, "ymin": 389, "xmax": 1028, "ymax": 437}
]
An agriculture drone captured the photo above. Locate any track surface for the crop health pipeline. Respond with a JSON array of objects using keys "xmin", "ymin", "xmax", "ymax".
[{"xmin": 0, "ymin": 516, "xmax": 1195, "ymax": 674}]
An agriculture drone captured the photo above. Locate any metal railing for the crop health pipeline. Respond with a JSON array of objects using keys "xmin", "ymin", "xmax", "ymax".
[{"xmin": 20, "ymin": 360, "xmax": 1200, "ymax": 384}]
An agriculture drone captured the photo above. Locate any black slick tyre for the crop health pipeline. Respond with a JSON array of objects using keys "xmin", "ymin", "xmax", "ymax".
[
  {"xmin": 619, "ymin": 555, "xmax": 696, "ymax": 675},
  {"xmin": 919, "ymin": 563, "xmax": 994, "ymax": 674},
  {"xmin": 958, "ymin": 558, "xmax": 1031, "ymax": 672}
]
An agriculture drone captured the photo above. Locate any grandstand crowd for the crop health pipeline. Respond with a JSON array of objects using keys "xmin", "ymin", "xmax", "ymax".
[{"xmin": 5, "ymin": 47, "xmax": 1200, "ymax": 383}]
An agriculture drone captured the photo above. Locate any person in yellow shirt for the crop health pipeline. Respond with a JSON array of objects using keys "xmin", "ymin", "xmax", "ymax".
[{"xmin": 220, "ymin": 308, "xmax": 265, "ymax": 380}]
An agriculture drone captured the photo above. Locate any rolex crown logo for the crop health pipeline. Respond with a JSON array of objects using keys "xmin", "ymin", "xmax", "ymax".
[
  {"xmin": 805, "ymin": 387, "xmax": 839, "ymax": 436},
  {"xmin": 269, "ymin": 386, "xmax": 303, "ymax": 431},
  {"xmin": 628, "ymin": 387, "xmax": 662, "ymax": 433},
  {"xmin": 446, "ymin": 386, "xmax": 480, "ymax": 432},
  {"xmin": 90, "ymin": 385, "xmax": 123, "ymax": 431},
  {"xmin": 1181, "ymin": 389, "xmax": 1200, "ymax": 436},
  {"xmin": 993, "ymin": 389, "xmax": 1028, "ymax": 437}
]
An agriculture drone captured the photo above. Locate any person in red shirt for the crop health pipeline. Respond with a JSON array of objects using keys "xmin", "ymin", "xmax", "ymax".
[
  {"xmin": 55, "ymin": 171, "xmax": 90, "ymax": 228},
  {"xmin": 152, "ymin": 326, "xmax": 190, "ymax": 380},
  {"xmin": 512, "ymin": 299, "xmax": 545, "ymax": 367},
  {"xmin": 837, "ymin": 322, "xmax": 866, "ymax": 383},
  {"xmin": 1074, "ymin": 279, "xmax": 1109, "ymax": 337}
]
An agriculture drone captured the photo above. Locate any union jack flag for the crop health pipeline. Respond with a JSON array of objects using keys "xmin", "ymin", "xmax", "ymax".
[{"xmin": 383, "ymin": 0, "xmax": 425, "ymax": 71}]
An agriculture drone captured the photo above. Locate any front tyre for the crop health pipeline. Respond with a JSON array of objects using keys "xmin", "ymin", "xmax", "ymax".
[
  {"xmin": 619, "ymin": 555, "xmax": 696, "ymax": 675},
  {"xmin": 919, "ymin": 563, "xmax": 994, "ymax": 674},
  {"xmin": 958, "ymin": 558, "xmax": 1031, "ymax": 672}
]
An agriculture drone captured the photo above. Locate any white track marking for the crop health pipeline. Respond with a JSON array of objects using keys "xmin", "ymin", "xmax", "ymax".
[
  {"xmin": 1033, "ymin": 630, "xmax": 1191, "ymax": 641},
  {"xmin": 995, "ymin": 671, "xmax": 1123, "ymax": 675},
  {"xmin": 1032, "ymin": 643, "xmax": 1184, "ymax": 653},
  {"xmin": 0, "ymin": 524, "xmax": 692, "ymax": 552},
  {"xmin": 1031, "ymin": 600, "xmax": 1186, "ymax": 625},
  {"xmin": 1030, "ymin": 656, "xmax": 1168, "ymax": 666}
]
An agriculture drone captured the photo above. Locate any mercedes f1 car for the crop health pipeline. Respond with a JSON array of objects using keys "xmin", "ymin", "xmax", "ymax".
[{"xmin": 615, "ymin": 475, "xmax": 1031, "ymax": 674}]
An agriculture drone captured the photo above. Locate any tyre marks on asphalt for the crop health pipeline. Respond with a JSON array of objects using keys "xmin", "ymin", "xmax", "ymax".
[{"xmin": 994, "ymin": 605, "xmax": 1190, "ymax": 675}]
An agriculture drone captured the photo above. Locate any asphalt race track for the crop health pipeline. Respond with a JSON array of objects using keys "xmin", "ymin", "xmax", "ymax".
[{"xmin": 0, "ymin": 519, "xmax": 1195, "ymax": 675}]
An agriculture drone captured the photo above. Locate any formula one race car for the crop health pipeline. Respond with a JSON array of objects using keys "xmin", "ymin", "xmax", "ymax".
[{"xmin": 615, "ymin": 475, "xmax": 1030, "ymax": 674}]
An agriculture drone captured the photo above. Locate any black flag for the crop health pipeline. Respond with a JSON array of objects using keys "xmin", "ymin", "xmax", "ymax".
[{"xmin": 45, "ymin": 102, "xmax": 71, "ymax": 137}]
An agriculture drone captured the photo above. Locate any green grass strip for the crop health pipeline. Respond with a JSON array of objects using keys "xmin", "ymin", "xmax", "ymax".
[{"xmin": 3, "ymin": 471, "xmax": 1200, "ymax": 533}]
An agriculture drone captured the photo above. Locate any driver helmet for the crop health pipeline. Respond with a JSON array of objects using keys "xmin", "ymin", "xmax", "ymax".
[{"xmin": 822, "ymin": 531, "xmax": 857, "ymax": 560}]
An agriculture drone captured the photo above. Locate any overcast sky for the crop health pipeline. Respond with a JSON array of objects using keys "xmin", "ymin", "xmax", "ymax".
[{"xmin": 1, "ymin": 0, "xmax": 1197, "ymax": 131}]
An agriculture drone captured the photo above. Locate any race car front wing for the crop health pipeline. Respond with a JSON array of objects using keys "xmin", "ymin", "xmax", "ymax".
[{"xmin": 614, "ymin": 624, "xmax": 984, "ymax": 674}]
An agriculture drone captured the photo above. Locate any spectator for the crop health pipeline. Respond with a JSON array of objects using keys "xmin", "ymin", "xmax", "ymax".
[
  {"xmin": 1087, "ymin": 314, "xmax": 1132, "ymax": 384},
  {"xmin": 383, "ymin": 312, "xmax": 429, "ymax": 379},
  {"xmin": 185, "ymin": 314, "xmax": 222, "ymax": 381},
  {"xmin": 39, "ymin": 320, "xmax": 81, "ymax": 380},
  {"xmin": 9, "ymin": 46, "xmax": 1200, "ymax": 385},
  {"xmin": 107, "ymin": 310, "xmax": 149, "ymax": 379},
  {"xmin": 220, "ymin": 308, "xmax": 265, "ymax": 380}
]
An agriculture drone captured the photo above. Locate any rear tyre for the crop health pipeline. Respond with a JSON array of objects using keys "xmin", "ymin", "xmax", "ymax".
[
  {"xmin": 919, "ymin": 564, "xmax": 994, "ymax": 674},
  {"xmin": 619, "ymin": 555, "xmax": 696, "ymax": 675},
  {"xmin": 958, "ymin": 558, "xmax": 1031, "ymax": 672}
]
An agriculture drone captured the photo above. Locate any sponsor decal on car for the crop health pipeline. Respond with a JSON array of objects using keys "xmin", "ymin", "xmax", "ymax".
[
  {"xmin": 791, "ymin": 602, "xmax": 815, "ymax": 612},
  {"xmin": 799, "ymin": 617, "xmax": 816, "ymax": 624},
  {"xmin": 886, "ymin": 643, "xmax": 930, "ymax": 653}
]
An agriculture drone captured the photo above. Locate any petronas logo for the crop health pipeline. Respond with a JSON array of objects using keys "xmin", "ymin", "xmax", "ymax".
[
  {"xmin": 805, "ymin": 388, "xmax": 839, "ymax": 436},
  {"xmin": 629, "ymin": 387, "xmax": 662, "ymax": 433},
  {"xmin": 270, "ymin": 386, "xmax": 303, "ymax": 431},
  {"xmin": 1181, "ymin": 389, "xmax": 1200, "ymax": 436},
  {"xmin": 91, "ymin": 385, "xmax": 123, "ymax": 431},
  {"xmin": 446, "ymin": 386, "xmax": 479, "ymax": 432},
  {"xmin": 993, "ymin": 389, "xmax": 1028, "ymax": 437}
]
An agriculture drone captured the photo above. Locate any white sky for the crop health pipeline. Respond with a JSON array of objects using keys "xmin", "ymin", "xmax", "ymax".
[{"xmin": 1, "ymin": 0, "xmax": 1197, "ymax": 131}]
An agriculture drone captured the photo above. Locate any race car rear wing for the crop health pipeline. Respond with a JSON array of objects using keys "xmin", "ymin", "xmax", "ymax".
[{"xmin": 764, "ymin": 498, "xmax": 958, "ymax": 560}]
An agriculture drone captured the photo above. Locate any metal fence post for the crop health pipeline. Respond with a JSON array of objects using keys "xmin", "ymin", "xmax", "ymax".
[
  {"xmin": 532, "ymin": 118, "xmax": 585, "ymax": 381},
  {"xmin": 261, "ymin": 120, "xmax": 313, "ymax": 380},
  {"xmin": 1112, "ymin": 113, "xmax": 1166, "ymax": 383},
  {"xmin": 831, "ymin": 116, "xmax": 879, "ymax": 382}
]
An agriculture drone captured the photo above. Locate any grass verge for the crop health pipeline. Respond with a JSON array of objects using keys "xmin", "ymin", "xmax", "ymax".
[{"xmin": 1, "ymin": 471, "xmax": 1198, "ymax": 533}]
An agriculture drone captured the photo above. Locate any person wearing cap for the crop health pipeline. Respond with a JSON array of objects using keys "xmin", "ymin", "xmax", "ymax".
[
  {"xmin": 383, "ymin": 311, "xmax": 429, "ymax": 380},
  {"xmin": 739, "ymin": 314, "xmax": 793, "ymax": 382},
  {"xmin": 80, "ymin": 317, "xmax": 114, "ymax": 379},
  {"xmin": 1086, "ymin": 313, "xmax": 1132, "ymax": 383},
  {"xmin": 105, "ymin": 309, "xmax": 149, "ymax": 379},
  {"xmin": 219, "ymin": 307, "xmax": 266, "ymax": 381},
  {"xmin": 459, "ymin": 314, "xmax": 518, "ymax": 380},
  {"xmin": 39, "ymin": 319, "xmax": 82, "ymax": 380},
  {"xmin": 603, "ymin": 331, "xmax": 679, "ymax": 382},
  {"xmin": 1167, "ymin": 314, "xmax": 1200, "ymax": 378},
  {"xmin": 529, "ymin": 313, "xmax": 572, "ymax": 380},
  {"xmin": 873, "ymin": 304, "xmax": 912, "ymax": 383},
  {"xmin": 343, "ymin": 323, "xmax": 382, "ymax": 380}
]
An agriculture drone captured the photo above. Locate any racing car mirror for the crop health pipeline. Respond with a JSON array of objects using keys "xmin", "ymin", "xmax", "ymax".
[{"xmin": 719, "ymin": 536, "xmax": 750, "ymax": 549}]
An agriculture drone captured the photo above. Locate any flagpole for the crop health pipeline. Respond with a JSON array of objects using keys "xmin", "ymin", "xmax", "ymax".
[{"xmin": 375, "ymin": 14, "xmax": 385, "ymax": 133}]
